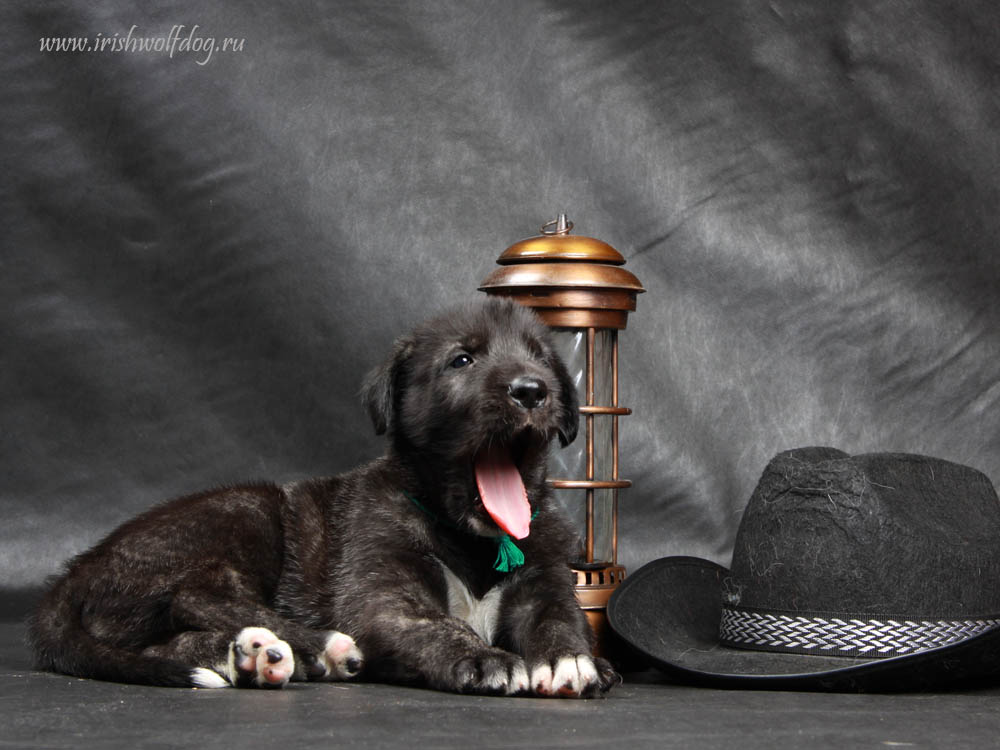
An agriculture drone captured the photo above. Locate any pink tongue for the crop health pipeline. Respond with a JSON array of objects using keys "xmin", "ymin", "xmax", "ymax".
[{"xmin": 474, "ymin": 443, "xmax": 531, "ymax": 540}]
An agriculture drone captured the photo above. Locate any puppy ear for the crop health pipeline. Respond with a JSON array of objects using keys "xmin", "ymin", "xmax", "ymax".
[
  {"xmin": 360, "ymin": 336, "xmax": 414, "ymax": 435},
  {"xmin": 550, "ymin": 349, "xmax": 580, "ymax": 447}
]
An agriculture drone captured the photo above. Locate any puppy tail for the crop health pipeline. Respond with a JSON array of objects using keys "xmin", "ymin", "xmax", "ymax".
[{"xmin": 26, "ymin": 578, "xmax": 198, "ymax": 688}]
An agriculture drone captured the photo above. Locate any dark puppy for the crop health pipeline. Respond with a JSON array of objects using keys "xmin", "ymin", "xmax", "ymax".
[{"xmin": 28, "ymin": 299, "xmax": 618, "ymax": 696}]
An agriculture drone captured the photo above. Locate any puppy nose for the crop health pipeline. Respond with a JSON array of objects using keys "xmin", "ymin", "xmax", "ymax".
[{"xmin": 508, "ymin": 376, "xmax": 548, "ymax": 409}]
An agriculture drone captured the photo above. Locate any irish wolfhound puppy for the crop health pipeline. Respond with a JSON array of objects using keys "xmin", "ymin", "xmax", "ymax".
[{"xmin": 29, "ymin": 298, "xmax": 618, "ymax": 696}]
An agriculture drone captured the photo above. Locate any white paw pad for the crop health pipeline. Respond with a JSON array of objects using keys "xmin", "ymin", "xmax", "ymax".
[
  {"xmin": 231, "ymin": 627, "xmax": 295, "ymax": 688},
  {"xmin": 319, "ymin": 631, "xmax": 364, "ymax": 680},
  {"xmin": 531, "ymin": 655, "xmax": 599, "ymax": 697}
]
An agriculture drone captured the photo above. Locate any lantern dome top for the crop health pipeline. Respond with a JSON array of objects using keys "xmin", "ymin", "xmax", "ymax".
[
  {"xmin": 479, "ymin": 214, "xmax": 644, "ymax": 329},
  {"xmin": 497, "ymin": 215, "xmax": 626, "ymax": 266}
]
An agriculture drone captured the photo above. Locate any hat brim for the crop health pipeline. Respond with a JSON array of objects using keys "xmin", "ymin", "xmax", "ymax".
[{"xmin": 607, "ymin": 557, "xmax": 1000, "ymax": 691}]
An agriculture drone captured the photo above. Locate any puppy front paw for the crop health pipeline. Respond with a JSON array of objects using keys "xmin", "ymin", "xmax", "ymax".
[
  {"xmin": 530, "ymin": 654, "xmax": 619, "ymax": 698},
  {"xmin": 230, "ymin": 627, "xmax": 295, "ymax": 689},
  {"xmin": 450, "ymin": 650, "xmax": 529, "ymax": 696}
]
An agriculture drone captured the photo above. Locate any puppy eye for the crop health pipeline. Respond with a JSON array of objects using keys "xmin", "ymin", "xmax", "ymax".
[{"xmin": 449, "ymin": 354, "xmax": 474, "ymax": 369}]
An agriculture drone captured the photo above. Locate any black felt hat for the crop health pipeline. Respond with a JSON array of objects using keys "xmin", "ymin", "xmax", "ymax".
[{"xmin": 608, "ymin": 447, "xmax": 1000, "ymax": 691}]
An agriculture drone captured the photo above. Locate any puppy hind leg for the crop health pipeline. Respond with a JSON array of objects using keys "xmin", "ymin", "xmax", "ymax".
[
  {"xmin": 224, "ymin": 626, "xmax": 361, "ymax": 684},
  {"xmin": 144, "ymin": 628, "xmax": 296, "ymax": 689},
  {"xmin": 168, "ymin": 586, "xmax": 362, "ymax": 683},
  {"xmin": 142, "ymin": 631, "xmax": 234, "ymax": 688}
]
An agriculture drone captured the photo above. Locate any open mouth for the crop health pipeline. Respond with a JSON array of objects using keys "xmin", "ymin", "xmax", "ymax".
[{"xmin": 472, "ymin": 430, "xmax": 539, "ymax": 540}]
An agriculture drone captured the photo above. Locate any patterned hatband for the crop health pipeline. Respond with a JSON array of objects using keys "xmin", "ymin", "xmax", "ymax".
[{"xmin": 719, "ymin": 607, "xmax": 1000, "ymax": 658}]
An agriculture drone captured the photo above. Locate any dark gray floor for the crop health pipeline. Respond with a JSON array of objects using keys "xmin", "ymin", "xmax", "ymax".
[{"xmin": 2, "ymin": 621, "xmax": 998, "ymax": 750}]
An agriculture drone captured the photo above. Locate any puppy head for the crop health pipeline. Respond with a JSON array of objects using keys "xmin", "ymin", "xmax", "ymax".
[{"xmin": 361, "ymin": 298, "xmax": 579, "ymax": 527}]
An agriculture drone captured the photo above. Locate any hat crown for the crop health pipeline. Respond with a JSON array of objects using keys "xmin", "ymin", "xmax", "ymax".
[{"xmin": 727, "ymin": 447, "xmax": 1000, "ymax": 619}]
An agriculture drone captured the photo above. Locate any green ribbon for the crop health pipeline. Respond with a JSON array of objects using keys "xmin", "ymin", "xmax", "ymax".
[
  {"xmin": 403, "ymin": 491, "xmax": 536, "ymax": 573},
  {"xmin": 493, "ymin": 534, "xmax": 525, "ymax": 572}
]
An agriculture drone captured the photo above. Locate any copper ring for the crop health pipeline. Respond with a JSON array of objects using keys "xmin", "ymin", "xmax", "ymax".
[
  {"xmin": 547, "ymin": 479, "xmax": 633, "ymax": 490},
  {"xmin": 541, "ymin": 218, "xmax": 574, "ymax": 235}
]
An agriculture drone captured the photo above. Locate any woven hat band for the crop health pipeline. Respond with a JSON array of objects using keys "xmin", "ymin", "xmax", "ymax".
[{"xmin": 719, "ymin": 607, "xmax": 1000, "ymax": 658}]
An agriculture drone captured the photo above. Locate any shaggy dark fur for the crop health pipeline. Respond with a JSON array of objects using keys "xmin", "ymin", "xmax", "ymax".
[{"xmin": 28, "ymin": 299, "xmax": 618, "ymax": 696}]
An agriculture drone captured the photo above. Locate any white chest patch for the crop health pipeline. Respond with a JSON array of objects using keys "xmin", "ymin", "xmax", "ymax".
[{"xmin": 439, "ymin": 563, "xmax": 505, "ymax": 645}]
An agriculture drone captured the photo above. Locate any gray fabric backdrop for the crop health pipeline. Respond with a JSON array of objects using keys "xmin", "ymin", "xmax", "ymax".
[{"xmin": 3, "ymin": 0, "xmax": 998, "ymax": 606}]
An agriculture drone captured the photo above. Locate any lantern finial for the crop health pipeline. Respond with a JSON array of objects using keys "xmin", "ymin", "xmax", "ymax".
[{"xmin": 542, "ymin": 214, "xmax": 573, "ymax": 235}]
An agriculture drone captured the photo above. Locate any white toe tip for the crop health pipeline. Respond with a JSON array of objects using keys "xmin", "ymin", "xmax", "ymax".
[{"xmin": 191, "ymin": 668, "xmax": 230, "ymax": 689}]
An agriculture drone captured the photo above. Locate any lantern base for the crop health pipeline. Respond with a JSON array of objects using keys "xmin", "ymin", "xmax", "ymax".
[{"xmin": 573, "ymin": 564, "xmax": 626, "ymax": 658}]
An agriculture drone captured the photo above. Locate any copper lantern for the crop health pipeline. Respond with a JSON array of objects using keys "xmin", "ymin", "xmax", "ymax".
[{"xmin": 479, "ymin": 215, "xmax": 644, "ymax": 650}]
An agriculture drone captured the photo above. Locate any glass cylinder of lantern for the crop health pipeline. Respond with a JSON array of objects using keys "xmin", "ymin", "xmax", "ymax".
[
  {"xmin": 547, "ymin": 328, "xmax": 624, "ymax": 567},
  {"xmin": 479, "ymin": 215, "xmax": 644, "ymax": 652}
]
